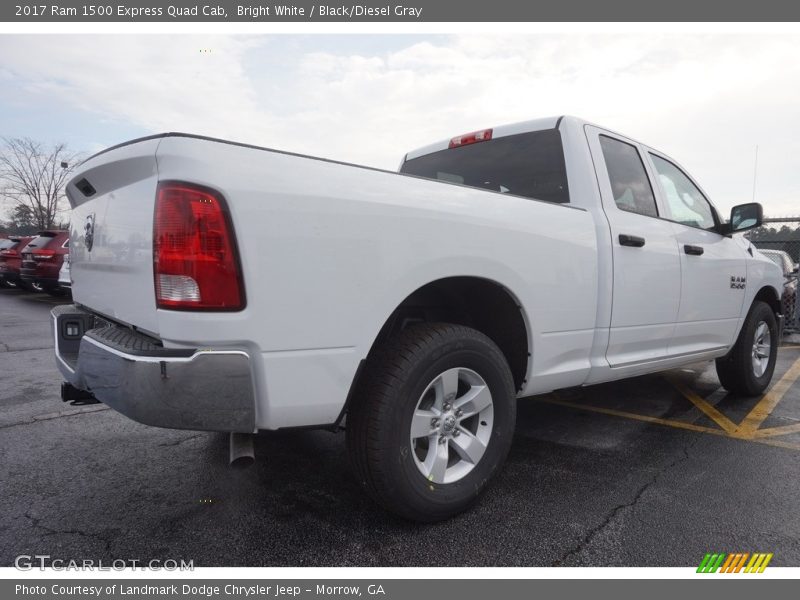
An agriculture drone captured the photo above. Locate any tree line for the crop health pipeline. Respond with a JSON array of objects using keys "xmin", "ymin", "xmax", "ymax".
[
  {"xmin": 749, "ymin": 224, "xmax": 800, "ymax": 242},
  {"xmin": 0, "ymin": 137, "xmax": 81, "ymax": 235}
]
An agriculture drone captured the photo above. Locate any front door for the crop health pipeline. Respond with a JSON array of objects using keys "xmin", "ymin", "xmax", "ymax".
[{"xmin": 645, "ymin": 151, "xmax": 747, "ymax": 354}]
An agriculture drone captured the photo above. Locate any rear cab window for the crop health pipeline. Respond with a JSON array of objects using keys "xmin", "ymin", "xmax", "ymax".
[
  {"xmin": 598, "ymin": 135, "xmax": 659, "ymax": 218},
  {"xmin": 400, "ymin": 128, "xmax": 570, "ymax": 204}
]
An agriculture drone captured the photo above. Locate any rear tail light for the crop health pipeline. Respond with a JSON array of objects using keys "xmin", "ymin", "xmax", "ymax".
[
  {"xmin": 153, "ymin": 182, "xmax": 245, "ymax": 311},
  {"xmin": 449, "ymin": 128, "xmax": 493, "ymax": 149},
  {"xmin": 32, "ymin": 249, "xmax": 55, "ymax": 261}
]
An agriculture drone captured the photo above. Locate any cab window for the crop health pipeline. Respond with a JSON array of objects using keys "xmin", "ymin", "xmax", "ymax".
[
  {"xmin": 401, "ymin": 129, "xmax": 570, "ymax": 204},
  {"xmin": 650, "ymin": 154, "xmax": 716, "ymax": 230},
  {"xmin": 599, "ymin": 136, "xmax": 658, "ymax": 218}
]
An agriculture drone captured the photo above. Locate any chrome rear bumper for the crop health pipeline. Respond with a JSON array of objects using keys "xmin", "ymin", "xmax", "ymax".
[{"xmin": 52, "ymin": 305, "xmax": 256, "ymax": 433}]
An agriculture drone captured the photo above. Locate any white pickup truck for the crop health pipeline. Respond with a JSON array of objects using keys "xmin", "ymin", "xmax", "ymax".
[{"xmin": 53, "ymin": 116, "xmax": 784, "ymax": 521}]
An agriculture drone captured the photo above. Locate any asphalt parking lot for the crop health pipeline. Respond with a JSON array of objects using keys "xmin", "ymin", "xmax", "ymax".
[{"xmin": 2, "ymin": 289, "xmax": 800, "ymax": 567}]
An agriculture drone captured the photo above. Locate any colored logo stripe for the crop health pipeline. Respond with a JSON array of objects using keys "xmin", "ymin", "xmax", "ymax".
[
  {"xmin": 698, "ymin": 552, "xmax": 772, "ymax": 573},
  {"xmin": 697, "ymin": 553, "xmax": 726, "ymax": 573},
  {"xmin": 745, "ymin": 553, "xmax": 773, "ymax": 573},
  {"xmin": 720, "ymin": 554, "xmax": 736, "ymax": 572}
]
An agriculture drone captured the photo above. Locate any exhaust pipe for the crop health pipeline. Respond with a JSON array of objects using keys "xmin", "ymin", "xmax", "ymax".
[{"xmin": 229, "ymin": 432, "xmax": 255, "ymax": 468}]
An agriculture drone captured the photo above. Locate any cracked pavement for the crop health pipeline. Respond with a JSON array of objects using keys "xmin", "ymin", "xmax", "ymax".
[
  {"xmin": 551, "ymin": 437, "xmax": 700, "ymax": 566},
  {"xmin": 2, "ymin": 288, "xmax": 800, "ymax": 567}
]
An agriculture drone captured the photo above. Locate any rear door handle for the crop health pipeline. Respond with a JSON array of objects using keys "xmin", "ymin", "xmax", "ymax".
[
  {"xmin": 619, "ymin": 234, "xmax": 646, "ymax": 248},
  {"xmin": 684, "ymin": 244, "xmax": 704, "ymax": 256}
]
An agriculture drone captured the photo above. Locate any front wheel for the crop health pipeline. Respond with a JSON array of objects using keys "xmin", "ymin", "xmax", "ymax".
[
  {"xmin": 346, "ymin": 323, "xmax": 517, "ymax": 522},
  {"xmin": 715, "ymin": 300, "xmax": 778, "ymax": 396}
]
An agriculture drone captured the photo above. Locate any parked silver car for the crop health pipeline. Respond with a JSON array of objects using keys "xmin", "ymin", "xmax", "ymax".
[
  {"xmin": 58, "ymin": 252, "xmax": 71, "ymax": 296},
  {"xmin": 758, "ymin": 249, "xmax": 798, "ymax": 326}
]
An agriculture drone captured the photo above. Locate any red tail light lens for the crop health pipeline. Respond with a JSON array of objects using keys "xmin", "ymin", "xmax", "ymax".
[
  {"xmin": 153, "ymin": 182, "xmax": 245, "ymax": 311},
  {"xmin": 32, "ymin": 249, "xmax": 55, "ymax": 261},
  {"xmin": 448, "ymin": 128, "xmax": 493, "ymax": 149}
]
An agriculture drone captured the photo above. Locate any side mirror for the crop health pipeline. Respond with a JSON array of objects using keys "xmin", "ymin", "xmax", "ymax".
[{"xmin": 720, "ymin": 202, "xmax": 763, "ymax": 234}]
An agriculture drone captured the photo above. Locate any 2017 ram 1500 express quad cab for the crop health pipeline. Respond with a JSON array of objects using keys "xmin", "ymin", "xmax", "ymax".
[{"xmin": 53, "ymin": 116, "xmax": 784, "ymax": 521}]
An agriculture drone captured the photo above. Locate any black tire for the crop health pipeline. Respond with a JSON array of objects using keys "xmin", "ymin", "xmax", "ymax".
[
  {"xmin": 346, "ymin": 322, "xmax": 517, "ymax": 522},
  {"xmin": 715, "ymin": 300, "xmax": 778, "ymax": 396},
  {"xmin": 45, "ymin": 287, "xmax": 67, "ymax": 297},
  {"xmin": 20, "ymin": 281, "xmax": 43, "ymax": 292}
]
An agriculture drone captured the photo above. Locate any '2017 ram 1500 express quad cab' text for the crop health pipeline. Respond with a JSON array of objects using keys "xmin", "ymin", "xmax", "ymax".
[{"xmin": 53, "ymin": 116, "xmax": 784, "ymax": 521}]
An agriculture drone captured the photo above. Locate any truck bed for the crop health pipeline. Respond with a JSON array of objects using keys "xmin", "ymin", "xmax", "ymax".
[{"xmin": 65, "ymin": 132, "xmax": 599, "ymax": 429}]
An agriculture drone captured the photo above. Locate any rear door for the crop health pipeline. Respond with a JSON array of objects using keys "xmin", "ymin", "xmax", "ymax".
[
  {"xmin": 586, "ymin": 126, "xmax": 681, "ymax": 367},
  {"xmin": 645, "ymin": 150, "xmax": 746, "ymax": 353}
]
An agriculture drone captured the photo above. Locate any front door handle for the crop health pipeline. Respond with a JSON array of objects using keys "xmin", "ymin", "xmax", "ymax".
[
  {"xmin": 684, "ymin": 244, "xmax": 704, "ymax": 256},
  {"xmin": 619, "ymin": 234, "xmax": 646, "ymax": 248}
]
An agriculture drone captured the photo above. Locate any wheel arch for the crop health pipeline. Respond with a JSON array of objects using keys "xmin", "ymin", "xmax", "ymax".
[
  {"xmin": 356, "ymin": 276, "xmax": 531, "ymax": 394},
  {"xmin": 753, "ymin": 285, "xmax": 782, "ymax": 317}
]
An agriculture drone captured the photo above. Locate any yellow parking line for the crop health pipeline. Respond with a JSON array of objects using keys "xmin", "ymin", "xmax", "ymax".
[
  {"xmin": 753, "ymin": 422, "xmax": 800, "ymax": 438},
  {"xmin": 734, "ymin": 355, "xmax": 800, "ymax": 436},
  {"xmin": 666, "ymin": 378, "xmax": 739, "ymax": 434},
  {"xmin": 535, "ymin": 350, "xmax": 800, "ymax": 450},
  {"xmin": 536, "ymin": 398, "xmax": 800, "ymax": 452},
  {"xmin": 540, "ymin": 397, "xmax": 728, "ymax": 437},
  {"xmin": 750, "ymin": 436, "xmax": 800, "ymax": 452}
]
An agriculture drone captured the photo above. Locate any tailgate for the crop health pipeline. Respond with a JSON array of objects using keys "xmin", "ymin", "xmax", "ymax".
[{"xmin": 66, "ymin": 137, "xmax": 162, "ymax": 335}]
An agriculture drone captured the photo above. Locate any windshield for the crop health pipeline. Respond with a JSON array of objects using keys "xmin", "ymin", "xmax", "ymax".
[{"xmin": 400, "ymin": 128, "xmax": 570, "ymax": 204}]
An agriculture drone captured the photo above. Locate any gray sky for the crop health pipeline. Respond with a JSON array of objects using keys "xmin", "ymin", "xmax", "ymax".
[{"xmin": 1, "ymin": 33, "xmax": 799, "ymax": 217}]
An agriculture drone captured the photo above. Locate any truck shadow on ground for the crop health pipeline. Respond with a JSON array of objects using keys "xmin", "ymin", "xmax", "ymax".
[
  {"xmin": 181, "ymin": 351, "xmax": 800, "ymax": 565},
  {"xmin": 7, "ymin": 358, "xmax": 800, "ymax": 567}
]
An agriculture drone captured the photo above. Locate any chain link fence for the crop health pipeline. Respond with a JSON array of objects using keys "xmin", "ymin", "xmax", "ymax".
[{"xmin": 747, "ymin": 217, "xmax": 800, "ymax": 334}]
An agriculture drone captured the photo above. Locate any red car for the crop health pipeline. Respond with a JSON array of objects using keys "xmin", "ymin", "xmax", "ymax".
[
  {"xmin": 19, "ymin": 230, "xmax": 70, "ymax": 295},
  {"xmin": 0, "ymin": 236, "xmax": 34, "ymax": 289}
]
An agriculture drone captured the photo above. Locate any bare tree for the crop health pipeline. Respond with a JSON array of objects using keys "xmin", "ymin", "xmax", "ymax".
[{"xmin": 0, "ymin": 138, "xmax": 82, "ymax": 230}]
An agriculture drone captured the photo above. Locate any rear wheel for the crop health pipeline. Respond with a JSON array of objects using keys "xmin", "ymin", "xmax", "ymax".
[
  {"xmin": 716, "ymin": 300, "xmax": 778, "ymax": 396},
  {"xmin": 346, "ymin": 323, "xmax": 517, "ymax": 522}
]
